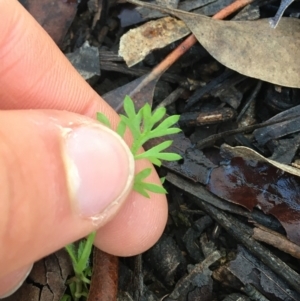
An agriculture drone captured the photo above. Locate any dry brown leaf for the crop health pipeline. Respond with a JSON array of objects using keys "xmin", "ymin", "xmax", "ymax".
[
  {"xmin": 127, "ymin": 0, "xmax": 300, "ymax": 88},
  {"xmin": 209, "ymin": 144, "xmax": 300, "ymax": 245},
  {"xmin": 119, "ymin": 17, "xmax": 190, "ymax": 67},
  {"xmin": 20, "ymin": 0, "xmax": 77, "ymax": 46}
]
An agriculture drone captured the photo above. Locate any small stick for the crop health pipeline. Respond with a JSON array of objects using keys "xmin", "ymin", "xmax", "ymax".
[
  {"xmin": 168, "ymin": 250, "xmax": 221, "ymax": 299},
  {"xmin": 129, "ymin": 35, "xmax": 197, "ymax": 97},
  {"xmin": 87, "ymin": 248, "xmax": 119, "ymax": 301},
  {"xmin": 213, "ymin": 0, "xmax": 255, "ymax": 19},
  {"xmin": 156, "ymin": 87, "xmax": 185, "ymax": 109},
  {"xmin": 196, "ymin": 114, "xmax": 300, "ymax": 149},
  {"xmin": 252, "ymin": 224, "xmax": 300, "ymax": 260}
]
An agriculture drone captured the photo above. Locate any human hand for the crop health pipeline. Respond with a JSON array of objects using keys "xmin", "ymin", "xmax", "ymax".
[{"xmin": 0, "ymin": 0, "xmax": 168, "ymax": 297}]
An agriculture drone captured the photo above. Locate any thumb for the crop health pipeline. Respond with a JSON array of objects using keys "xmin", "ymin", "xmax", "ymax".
[{"xmin": 0, "ymin": 109, "xmax": 134, "ymax": 296}]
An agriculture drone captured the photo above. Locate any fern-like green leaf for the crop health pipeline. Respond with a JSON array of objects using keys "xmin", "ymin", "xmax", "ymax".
[
  {"xmin": 135, "ymin": 140, "xmax": 173, "ymax": 160},
  {"xmin": 150, "ymin": 107, "xmax": 166, "ymax": 125},
  {"xmin": 123, "ymin": 95, "xmax": 137, "ymax": 118},
  {"xmin": 141, "ymin": 103, "xmax": 152, "ymax": 132},
  {"xmin": 163, "ymin": 128, "xmax": 182, "ymax": 135},
  {"xmin": 154, "ymin": 115, "xmax": 180, "ymax": 132},
  {"xmin": 116, "ymin": 120, "xmax": 126, "ymax": 138},
  {"xmin": 147, "ymin": 140, "xmax": 173, "ymax": 152},
  {"xmin": 133, "ymin": 168, "xmax": 168, "ymax": 196},
  {"xmin": 77, "ymin": 240, "xmax": 86, "ymax": 261},
  {"xmin": 144, "ymin": 156, "xmax": 162, "ymax": 166},
  {"xmin": 97, "ymin": 95, "xmax": 181, "ymax": 198},
  {"xmin": 134, "ymin": 178, "xmax": 167, "ymax": 197},
  {"xmin": 135, "ymin": 140, "xmax": 181, "ymax": 166},
  {"xmin": 96, "ymin": 112, "xmax": 111, "ymax": 128},
  {"xmin": 140, "ymin": 182, "xmax": 167, "ymax": 194},
  {"xmin": 133, "ymin": 182, "xmax": 151, "ymax": 198},
  {"xmin": 121, "ymin": 114, "xmax": 143, "ymax": 143},
  {"xmin": 159, "ymin": 153, "xmax": 182, "ymax": 161},
  {"xmin": 134, "ymin": 168, "xmax": 152, "ymax": 182},
  {"xmin": 155, "ymin": 152, "xmax": 182, "ymax": 161},
  {"xmin": 66, "ymin": 96, "xmax": 182, "ymax": 301},
  {"xmin": 133, "ymin": 169, "xmax": 152, "ymax": 198}
]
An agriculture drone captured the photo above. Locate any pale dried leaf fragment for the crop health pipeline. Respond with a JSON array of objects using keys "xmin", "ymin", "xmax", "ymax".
[{"xmin": 119, "ymin": 17, "xmax": 190, "ymax": 67}]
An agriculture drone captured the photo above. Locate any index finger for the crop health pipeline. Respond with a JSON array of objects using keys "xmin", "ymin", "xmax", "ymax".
[{"xmin": 0, "ymin": 0, "xmax": 115, "ymax": 121}]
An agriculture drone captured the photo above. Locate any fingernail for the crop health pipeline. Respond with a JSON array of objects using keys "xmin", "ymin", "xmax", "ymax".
[
  {"xmin": 64, "ymin": 124, "xmax": 134, "ymax": 218},
  {"xmin": 0, "ymin": 264, "xmax": 33, "ymax": 298}
]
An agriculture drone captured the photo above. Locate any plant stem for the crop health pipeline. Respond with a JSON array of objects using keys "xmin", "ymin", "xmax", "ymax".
[
  {"xmin": 78, "ymin": 232, "xmax": 96, "ymax": 274},
  {"xmin": 74, "ymin": 275, "xmax": 83, "ymax": 301}
]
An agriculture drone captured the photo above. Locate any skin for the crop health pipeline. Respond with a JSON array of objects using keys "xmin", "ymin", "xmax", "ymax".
[{"xmin": 0, "ymin": 0, "xmax": 168, "ymax": 296}]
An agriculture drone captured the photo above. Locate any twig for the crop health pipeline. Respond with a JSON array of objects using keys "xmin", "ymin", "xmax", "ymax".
[
  {"xmin": 129, "ymin": 35, "xmax": 197, "ymax": 96},
  {"xmin": 156, "ymin": 87, "xmax": 185, "ymax": 109},
  {"xmin": 167, "ymin": 251, "xmax": 221, "ymax": 299},
  {"xmin": 252, "ymin": 224, "xmax": 300, "ymax": 259},
  {"xmin": 196, "ymin": 114, "xmax": 300, "ymax": 149},
  {"xmin": 213, "ymin": 0, "xmax": 256, "ymax": 19},
  {"xmin": 87, "ymin": 248, "xmax": 119, "ymax": 301},
  {"xmin": 237, "ymin": 80, "xmax": 262, "ymax": 121}
]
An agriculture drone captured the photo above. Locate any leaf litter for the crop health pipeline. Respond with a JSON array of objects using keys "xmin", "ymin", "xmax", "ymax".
[
  {"xmin": 127, "ymin": 0, "xmax": 300, "ymax": 88},
  {"xmin": 114, "ymin": 0, "xmax": 253, "ymax": 113}
]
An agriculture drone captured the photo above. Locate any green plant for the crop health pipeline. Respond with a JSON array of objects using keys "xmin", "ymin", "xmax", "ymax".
[
  {"xmin": 63, "ymin": 233, "xmax": 95, "ymax": 301},
  {"xmin": 62, "ymin": 96, "xmax": 181, "ymax": 300},
  {"xmin": 97, "ymin": 95, "xmax": 182, "ymax": 197}
]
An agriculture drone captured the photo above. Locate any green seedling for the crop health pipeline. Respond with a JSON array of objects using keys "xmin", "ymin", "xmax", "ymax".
[
  {"xmin": 63, "ymin": 96, "xmax": 181, "ymax": 300},
  {"xmin": 97, "ymin": 95, "xmax": 182, "ymax": 197},
  {"xmin": 63, "ymin": 232, "xmax": 94, "ymax": 301}
]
